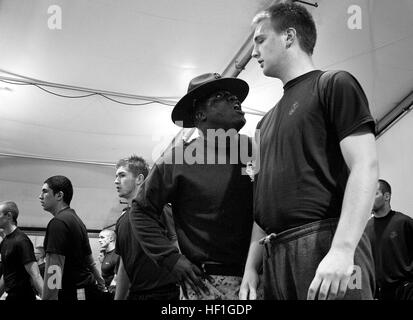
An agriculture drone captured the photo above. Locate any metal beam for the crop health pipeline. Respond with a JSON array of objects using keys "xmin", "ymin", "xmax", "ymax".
[{"xmin": 376, "ymin": 91, "xmax": 413, "ymax": 139}]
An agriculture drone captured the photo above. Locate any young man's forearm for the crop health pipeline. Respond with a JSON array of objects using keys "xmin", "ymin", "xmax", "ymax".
[
  {"xmin": 26, "ymin": 262, "xmax": 44, "ymax": 297},
  {"xmin": 244, "ymin": 222, "xmax": 266, "ymax": 273},
  {"xmin": 332, "ymin": 159, "xmax": 378, "ymax": 253},
  {"xmin": 114, "ymin": 259, "xmax": 129, "ymax": 300}
]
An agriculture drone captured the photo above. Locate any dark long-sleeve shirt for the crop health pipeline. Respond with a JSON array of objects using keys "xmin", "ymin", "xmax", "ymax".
[
  {"xmin": 129, "ymin": 135, "xmax": 253, "ymax": 271},
  {"xmin": 365, "ymin": 211, "xmax": 413, "ymax": 288}
]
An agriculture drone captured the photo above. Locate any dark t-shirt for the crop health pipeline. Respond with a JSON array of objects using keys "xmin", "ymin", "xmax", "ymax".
[
  {"xmin": 115, "ymin": 208, "xmax": 177, "ymax": 293},
  {"xmin": 255, "ymin": 70, "xmax": 375, "ymax": 234},
  {"xmin": 130, "ymin": 135, "xmax": 254, "ymax": 271},
  {"xmin": 365, "ymin": 211, "xmax": 413, "ymax": 288},
  {"xmin": 101, "ymin": 249, "xmax": 119, "ymax": 287},
  {"xmin": 0, "ymin": 228, "xmax": 36, "ymax": 296},
  {"xmin": 43, "ymin": 208, "xmax": 95, "ymax": 295}
]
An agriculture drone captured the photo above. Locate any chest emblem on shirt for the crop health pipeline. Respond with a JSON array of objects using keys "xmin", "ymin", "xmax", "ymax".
[
  {"xmin": 288, "ymin": 102, "xmax": 299, "ymax": 116},
  {"xmin": 389, "ymin": 231, "xmax": 398, "ymax": 239}
]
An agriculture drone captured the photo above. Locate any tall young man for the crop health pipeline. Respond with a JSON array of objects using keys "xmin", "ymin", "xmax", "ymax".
[{"xmin": 240, "ymin": 2, "xmax": 378, "ymax": 300}]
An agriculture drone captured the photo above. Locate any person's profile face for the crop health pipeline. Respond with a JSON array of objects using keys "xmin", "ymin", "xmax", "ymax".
[
  {"xmin": 203, "ymin": 91, "xmax": 246, "ymax": 131},
  {"xmin": 98, "ymin": 232, "xmax": 111, "ymax": 249},
  {"xmin": 114, "ymin": 166, "xmax": 138, "ymax": 200},
  {"xmin": 252, "ymin": 19, "xmax": 287, "ymax": 78},
  {"xmin": 0, "ymin": 205, "xmax": 10, "ymax": 229},
  {"xmin": 373, "ymin": 183, "xmax": 385, "ymax": 210},
  {"xmin": 39, "ymin": 183, "xmax": 59, "ymax": 213},
  {"xmin": 34, "ymin": 248, "xmax": 44, "ymax": 263}
]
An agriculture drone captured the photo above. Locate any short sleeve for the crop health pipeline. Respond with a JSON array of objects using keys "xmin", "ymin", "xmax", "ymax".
[
  {"xmin": 19, "ymin": 237, "xmax": 36, "ymax": 265},
  {"xmin": 324, "ymin": 71, "xmax": 375, "ymax": 141},
  {"xmin": 44, "ymin": 219, "xmax": 69, "ymax": 256}
]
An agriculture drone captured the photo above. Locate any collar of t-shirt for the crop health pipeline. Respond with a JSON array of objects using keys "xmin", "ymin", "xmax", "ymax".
[
  {"xmin": 55, "ymin": 206, "xmax": 70, "ymax": 216},
  {"xmin": 5, "ymin": 226, "xmax": 18, "ymax": 239},
  {"xmin": 374, "ymin": 210, "xmax": 395, "ymax": 220},
  {"xmin": 283, "ymin": 70, "xmax": 321, "ymax": 90}
]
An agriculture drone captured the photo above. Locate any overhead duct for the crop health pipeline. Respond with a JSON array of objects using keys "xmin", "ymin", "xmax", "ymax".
[{"xmin": 376, "ymin": 91, "xmax": 413, "ymax": 139}]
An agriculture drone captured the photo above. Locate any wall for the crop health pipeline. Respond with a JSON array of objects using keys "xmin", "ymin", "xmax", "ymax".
[
  {"xmin": 376, "ymin": 110, "xmax": 413, "ymax": 218},
  {"xmin": 0, "ymin": 156, "xmax": 124, "ymax": 230}
]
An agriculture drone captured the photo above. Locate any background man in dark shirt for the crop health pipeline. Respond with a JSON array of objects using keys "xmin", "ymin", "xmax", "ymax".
[
  {"xmin": 365, "ymin": 179, "xmax": 413, "ymax": 300},
  {"xmin": 98, "ymin": 229, "xmax": 119, "ymax": 294},
  {"xmin": 129, "ymin": 73, "xmax": 254, "ymax": 299},
  {"xmin": 114, "ymin": 155, "xmax": 179, "ymax": 300},
  {"xmin": 39, "ymin": 175, "xmax": 105, "ymax": 300},
  {"xmin": 0, "ymin": 201, "xmax": 43, "ymax": 300},
  {"xmin": 241, "ymin": 2, "xmax": 378, "ymax": 300}
]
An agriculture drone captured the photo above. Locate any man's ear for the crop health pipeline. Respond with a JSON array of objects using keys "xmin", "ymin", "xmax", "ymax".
[
  {"xmin": 136, "ymin": 173, "xmax": 145, "ymax": 185},
  {"xmin": 285, "ymin": 27, "xmax": 297, "ymax": 48},
  {"xmin": 55, "ymin": 191, "xmax": 64, "ymax": 201},
  {"xmin": 384, "ymin": 192, "xmax": 391, "ymax": 201}
]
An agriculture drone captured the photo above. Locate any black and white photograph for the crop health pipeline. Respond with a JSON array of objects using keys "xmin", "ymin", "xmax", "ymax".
[{"xmin": 0, "ymin": 0, "xmax": 412, "ymax": 315}]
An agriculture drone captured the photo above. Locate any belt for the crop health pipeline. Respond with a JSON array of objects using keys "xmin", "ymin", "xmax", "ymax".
[{"xmin": 200, "ymin": 262, "xmax": 244, "ymax": 277}]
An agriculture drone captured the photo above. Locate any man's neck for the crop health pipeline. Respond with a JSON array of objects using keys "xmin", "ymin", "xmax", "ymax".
[
  {"xmin": 106, "ymin": 242, "xmax": 116, "ymax": 252},
  {"xmin": 4, "ymin": 224, "xmax": 17, "ymax": 236},
  {"xmin": 125, "ymin": 192, "xmax": 138, "ymax": 207},
  {"xmin": 51, "ymin": 203, "xmax": 69, "ymax": 216},
  {"xmin": 373, "ymin": 206, "xmax": 392, "ymax": 218},
  {"xmin": 280, "ymin": 53, "xmax": 316, "ymax": 85}
]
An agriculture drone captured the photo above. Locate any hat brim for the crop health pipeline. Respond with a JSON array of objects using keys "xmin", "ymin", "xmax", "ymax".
[{"xmin": 171, "ymin": 78, "xmax": 249, "ymax": 128}]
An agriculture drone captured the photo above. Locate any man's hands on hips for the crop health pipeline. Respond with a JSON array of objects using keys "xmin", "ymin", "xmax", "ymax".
[
  {"xmin": 307, "ymin": 247, "xmax": 355, "ymax": 300},
  {"xmin": 172, "ymin": 255, "xmax": 209, "ymax": 298}
]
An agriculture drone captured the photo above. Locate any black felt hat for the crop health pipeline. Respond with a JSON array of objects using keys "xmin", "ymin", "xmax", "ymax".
[{"xmin": 171, "ymin": 73, "xmax": 249, "ymax": 128}]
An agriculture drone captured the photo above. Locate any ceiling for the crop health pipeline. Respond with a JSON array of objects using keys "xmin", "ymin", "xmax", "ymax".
[
  {"xmin": 1, "ymin": 0, "xmax": 412, "ymax": 165},
  {"xmin": 1, "ymin": 0, "xmax": 413, "ymax": 229}
]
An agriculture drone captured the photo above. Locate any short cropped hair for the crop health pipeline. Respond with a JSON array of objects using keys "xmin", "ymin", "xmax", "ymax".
[
  {"xmin": 99, "ymin": 229, "xmax": 116, "ymax": 242},
  {"xmin": 252, "ymin": 2, "xmax": 317, "ymax": 55},
  {"xmin": 44, "ymin": 175, "xmax": 74, "ymax": 205},
  {"xmin": 378, "ymin": 179, "xmax": 392, "ymax": 195},
  {"xmin": 0, "ymin": 201, "xmax": 19, "ymax": 225},
  {"xmin": 116, "ymin": 155, "xmax": 149, "ymax": 179}
]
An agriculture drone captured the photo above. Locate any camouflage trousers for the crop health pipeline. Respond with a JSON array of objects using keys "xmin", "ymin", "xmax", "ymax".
[{"xmin": 181, "ymin": 275, "xmax": 242, "ymax": 300}]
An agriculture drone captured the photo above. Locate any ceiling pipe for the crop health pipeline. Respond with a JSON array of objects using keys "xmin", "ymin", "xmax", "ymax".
[
  {"xmin": 221, "ymin": 33, "xmax": 254, "ymax": 78},
  {"xmin": 376, "ymin": 91, "xmax": 413, "ymax": 139},
  {"xmin": 222, "ymin": 0, "xmax": 412, "ymax": 142}
]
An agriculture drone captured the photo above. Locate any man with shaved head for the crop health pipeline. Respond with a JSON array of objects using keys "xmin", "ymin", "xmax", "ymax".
[
  {"xmin": 98, "ymin": 229, "xmax": 119, "ymax": 293},
  {"xmin": 0, "ymin": 201, "xmax": 43, "ymax": 300}
]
